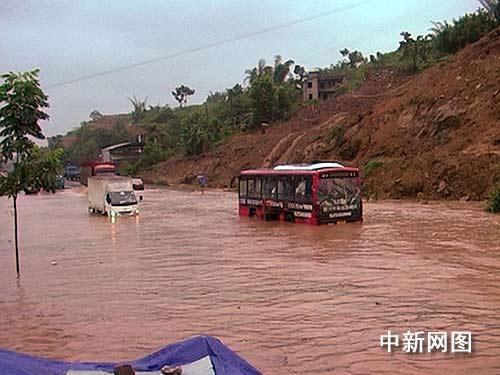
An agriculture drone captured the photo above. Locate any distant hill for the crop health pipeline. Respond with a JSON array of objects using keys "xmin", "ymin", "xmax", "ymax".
[{"xmin": 49, "ymin": 114, "xmax": 141, "ymax": 165}]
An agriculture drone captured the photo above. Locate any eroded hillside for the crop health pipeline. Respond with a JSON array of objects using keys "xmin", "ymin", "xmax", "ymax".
[{"xmin": 143, "ymin": 28, "xmax": 500, "ymax": 200}]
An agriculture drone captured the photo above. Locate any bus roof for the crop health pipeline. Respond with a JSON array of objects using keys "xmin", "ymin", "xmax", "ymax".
[
  {"xmin": 240, "ymin": 166, "xmax": 359, "ymax": 176},
  {"xmin": 274, "ymin": 162, "xmax": 344, "ymax": 170}
]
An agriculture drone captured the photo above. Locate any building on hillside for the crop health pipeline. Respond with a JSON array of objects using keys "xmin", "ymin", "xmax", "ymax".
[
  {"xmin": 302, "ymin": 71, "xmax": 345, "ymax": 101},
  {"xmin": 100, "ymin": 135, "xmax": 144, "ymax": 170}
]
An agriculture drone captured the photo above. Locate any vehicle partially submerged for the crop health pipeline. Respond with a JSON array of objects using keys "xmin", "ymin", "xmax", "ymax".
[
  {"xmin": 0, "ymin": 335, "xmax": 261, "ymax": 375},
  {"xmin": 80, "ymin": 162, "xmax": 116, "ymax": 186},
  {"xmin": 65, "ymin": 164, "xmax": 80, "ymax": 181},
  {"xmin": 55, "ymin": 175, "xmax": 65, "ymax": 189},
  {"xmin": 238, "ymin": 162, "xmax": 363, "ymax": 225},
  {"xmin": 88, "ymin": 176, "xmax": 139, "ymax": 217},
  {"xmin": 132, "ymin": 177, "xmax": 144, "ymax": 190}
]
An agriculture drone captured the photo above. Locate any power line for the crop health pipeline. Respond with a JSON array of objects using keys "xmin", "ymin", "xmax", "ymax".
[{"xmin": 46, "ymin": 0, "xmax": 373, "ymax": 89}]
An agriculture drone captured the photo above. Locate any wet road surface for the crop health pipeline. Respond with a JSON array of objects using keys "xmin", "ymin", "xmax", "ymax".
[{"xmin": 1, "ymin": 186, "xmax": 500, "ymax": 374}]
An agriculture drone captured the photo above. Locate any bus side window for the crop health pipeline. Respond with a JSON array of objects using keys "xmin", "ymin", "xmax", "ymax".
[
  {"xmin": 247, "ymin": 178, "xmax": 255, "ymax": 198},
  {"xmin": 248, "ymin": 177, "xmax": 262, "ymax": 199},
  {"xmin": 263, "ymin": 177, "xmax": 276, "ymax": 199},
  {"xmin": 278, "ymin": 177, "xmax": 295, "ymax": 201},
  {"xmin": 254, "ymin": 177, "xmax": 262, "ymax": 198},
  {"xmin": 239, "ymin": 178, "xmax": 247, "ymax": 198},
  {"xmin": 295, "ymin": 176, "xmax": 312, "ymax": 202}
]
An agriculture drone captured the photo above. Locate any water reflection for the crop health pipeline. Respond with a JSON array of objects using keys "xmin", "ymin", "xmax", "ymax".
[{"xmin": 0, "ymin": 189, "xmax": 499, "ymax": 374}]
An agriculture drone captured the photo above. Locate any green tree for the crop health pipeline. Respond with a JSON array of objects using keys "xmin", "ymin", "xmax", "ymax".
[
  {"xmin": 172, "ymin": 85, "xmax": 195, "ymax": 107},
  {"xmin": 293, "ymin": 64, "xmax": 307, "ymax": 82},
  {"xmin": 245, "ymin": 59, "xmax": 268, "ymax": 84},
  {"xmin": 399, "ymin": 32, "xmax": 432, "ymax": 72},
  {"xmin": 245, "ymin": 57, "xmax": 300, "ymax": 128},
  {"xmin": 129, "ymin": 139, "xmax": 167, "ymax": 173},
  {"xmin": 179, "ymin": 112, "xmax": 211, "ymax": 155},
  {"xmin": 144, "ymin": 104, "xmax": 175, "ymax": 124},
  {"xmin": 480, "ymin": 0, "xmax": 500, "ymax": 22},
  {"xmin": 339, "ymin": 48, "xmax": 366, "ymax": 68},
  {"xmin": 89, "ymin": 109, "xmax": 102, "ymax": 121},
  {"xmin": 249, "ymin": 75, "xmax": 275, "ymax": 126},
  {"xmin": 430, "ymin": 10, "xmax": 497, "ymax": 55},
  {"xmin": 246, "ymin": 57, "xmax": 296, "ymax": 85},
  {"xmin": 226, "ymin": 83, "xmax": 251, "ymax": 127},
  {"xmin": 128, "ymin": 94, "xmax": 147, "ymax": 123},
  {"xmin": 0, "ymin": 69, "xmax": 63, "ymax": 276},
  {"xmin": 273, "ymin": 55, "xmax": 295, "ymax": 84},
  {"xmin": 487, "ymin": 187, "xmax": 500, "ymax": 213},
  {"xmin": 273, "ymin": 84, "xmax": 298, "ymax": 120}
]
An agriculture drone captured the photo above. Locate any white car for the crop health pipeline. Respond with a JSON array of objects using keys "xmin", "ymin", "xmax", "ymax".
[{"xmin": 132, "ymin": 178, "xmax": 144, "ymax": 190}]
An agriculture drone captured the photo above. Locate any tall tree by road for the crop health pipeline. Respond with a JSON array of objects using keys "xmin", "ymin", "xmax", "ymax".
[
  {"xmin": 0, "ymin": 69, "xmax": 63, "ymax": 277},
  {"xmin": 172, "ymin": 85, "xmax": 195, "ymax": 108}
]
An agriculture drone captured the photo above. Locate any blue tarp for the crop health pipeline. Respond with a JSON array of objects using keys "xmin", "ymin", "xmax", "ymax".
[{"xmin": 0, "ymin": 335, "xmax": 262, "ymax": 375}]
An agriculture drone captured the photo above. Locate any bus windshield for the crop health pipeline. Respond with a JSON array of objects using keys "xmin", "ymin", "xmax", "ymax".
[{"xmin": 318, "ymin": 176, "xmax": 361, "ymax": 211}]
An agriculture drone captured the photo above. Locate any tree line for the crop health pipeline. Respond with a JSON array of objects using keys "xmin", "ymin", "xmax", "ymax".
[
  {"xmin": 1, "ymin": 2, "xmax": 499, "ymax": 276},
  {"xmin": 318, "ymin": 3, "xmax": 499, "ymax": 87},
  {"xmin": 51, "ymin": 1, "xmax": 499, "ymax": 174}
]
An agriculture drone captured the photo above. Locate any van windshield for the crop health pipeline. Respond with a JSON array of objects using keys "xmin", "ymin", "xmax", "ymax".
[{"xmin": 107, "ymin": 191, "xmax": 137, "ymax": 206}]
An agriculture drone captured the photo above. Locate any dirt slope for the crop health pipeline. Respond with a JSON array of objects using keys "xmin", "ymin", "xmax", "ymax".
[{"xmin": 144, "ymin": 28, "xmax": 500, "ymax": 200}]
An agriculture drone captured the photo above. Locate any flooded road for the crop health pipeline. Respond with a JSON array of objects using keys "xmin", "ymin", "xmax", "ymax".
[{"xmin": 1, "ymin": 186, "xmax": 499, "ymax": 374}]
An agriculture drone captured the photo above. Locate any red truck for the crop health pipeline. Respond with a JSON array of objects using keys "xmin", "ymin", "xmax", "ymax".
[{"xmin": 79, "ymin": 161, "xmax": 116, "ymax": 186}]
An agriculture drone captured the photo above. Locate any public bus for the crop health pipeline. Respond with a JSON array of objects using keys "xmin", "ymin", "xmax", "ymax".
[{"xmin": 238, "ymin": 162, "xmax": 363, "ymax": 225}]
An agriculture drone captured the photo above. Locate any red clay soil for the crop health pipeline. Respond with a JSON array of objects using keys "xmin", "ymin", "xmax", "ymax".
[{"xmin": 143, "ymin": 28, "xmax": 500, "ymax": 200}]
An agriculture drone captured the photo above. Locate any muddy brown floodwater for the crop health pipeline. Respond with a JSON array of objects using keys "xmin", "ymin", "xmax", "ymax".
[{"xmin": 1, "ymin": 186, "xmax": 500, "ymax": 374}]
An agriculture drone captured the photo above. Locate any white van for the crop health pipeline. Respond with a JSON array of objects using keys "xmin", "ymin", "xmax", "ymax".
[{"xmin": 88, "ymin": 176, "xmax": 139, "ymax": 217}]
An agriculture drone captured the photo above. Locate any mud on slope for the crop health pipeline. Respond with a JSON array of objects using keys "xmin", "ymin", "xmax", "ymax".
[{"xmin": 143, "ymin": 28, "xmax": 500, "ymax": 200}]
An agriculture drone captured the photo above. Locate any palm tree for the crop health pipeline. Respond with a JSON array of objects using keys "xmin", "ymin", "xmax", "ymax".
[
  {"xmin": 245, "ymin": 57, "xmax": 295, "ymax": 85},
  {"xmin": 245, "ymin": 59, "xmax": 267, "ymax": 84},
  {"xmin": 273, "ymin": 55, "xmax": 294, "ymax": 84},
  {"xmin": 479, "ymin": 0, "xmax": 500, "ymax": 22}
]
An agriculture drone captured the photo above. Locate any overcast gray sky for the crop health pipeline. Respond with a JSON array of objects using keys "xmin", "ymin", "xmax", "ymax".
[{"xmin": 1, "ymin": 0, "xmax": 480, "ymax": 137}]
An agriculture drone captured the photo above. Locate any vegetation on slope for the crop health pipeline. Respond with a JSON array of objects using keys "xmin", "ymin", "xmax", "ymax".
[
  {"xmin": 318, "ymin": 5, "xmax": 500, "ymax": 90},
  {"xmin": 50, "ymin": 2, "xmax": 499, "ymax": 193},
  {"xmin": 487, "ymin": 187, "xmax": 500, "ymax": 213},
  {"xmin": 141, "ymin": 25, "xmax": 499, "ymax": 204}
]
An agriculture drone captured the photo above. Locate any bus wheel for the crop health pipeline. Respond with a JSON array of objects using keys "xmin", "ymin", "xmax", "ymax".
[
  {"xmin": 249, "ymin": 207, "xmax": 256, "ymax": 217},
  {"xmin": 285, "ymin": 213, "xmax": 295, "ymax": 223}
]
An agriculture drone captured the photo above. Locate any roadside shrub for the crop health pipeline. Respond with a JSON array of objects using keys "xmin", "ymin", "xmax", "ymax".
[
  {"xmin": 487, "ymin": 188, "xmax": 500, "ymax": 213},
  {"xmin": 363, "ymin": 159, "xmax": 384, "ymax": 176},
  {"xmin": 120, "ymin": 161, "xmax": 135, "ymax": 176}
]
